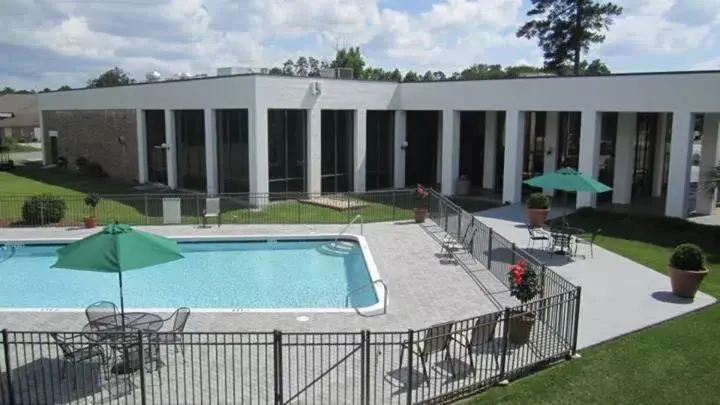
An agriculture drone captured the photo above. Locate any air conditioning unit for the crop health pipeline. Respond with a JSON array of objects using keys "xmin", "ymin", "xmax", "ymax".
[{"xmin": 310, "ymin": 81, "xmax": 322, "ymax": 96}]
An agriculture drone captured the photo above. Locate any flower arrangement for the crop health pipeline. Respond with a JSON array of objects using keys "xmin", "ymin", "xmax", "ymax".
[
  {"xmin": 413, "ymin": 184, "xmax": 429, "ymax": 210},
  {"xmin": 508, "ymin": 259, "xmax": 542, "ymax": 304}
]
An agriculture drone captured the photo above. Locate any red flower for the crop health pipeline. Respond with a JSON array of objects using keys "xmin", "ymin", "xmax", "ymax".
[{"xmin": 509, "ymin": 259, "xmax": 527, "ymax": 286}]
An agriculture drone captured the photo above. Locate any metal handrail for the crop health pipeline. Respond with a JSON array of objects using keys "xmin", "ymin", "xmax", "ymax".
[
  {"xmin": 333, "ymin": 214, "xmax": 363, "ymax": 246},
  {"xmin": 345, "ymin": 279, "xmax": 388, "ymax": 314}
]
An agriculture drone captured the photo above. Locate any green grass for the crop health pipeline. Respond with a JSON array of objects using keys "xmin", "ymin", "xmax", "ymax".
[
  {"xmin": 467, "ymin": 209, "xmax": 720, "ymax": 405},
  {"xmin": 0, "ymin": 165, "xmax": 413, "ymax": 226},
  {"xmin": 5, "ymin": 143, "xmax": 41, "ymax": 153}
]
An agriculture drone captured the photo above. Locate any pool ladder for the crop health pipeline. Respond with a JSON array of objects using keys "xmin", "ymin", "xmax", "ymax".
[
  {"xmin": 345, "ymin": 279, "xmax": 388, "ymax": 314},
  {"xmin": 333, "ymin": 214, "xmax": 363, "ymax": 247},
  {"xmin": 0, "ymin": 244, "xmax": 18, "ymax": 264}
]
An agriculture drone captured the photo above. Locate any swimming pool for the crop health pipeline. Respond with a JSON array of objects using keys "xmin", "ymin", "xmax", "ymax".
[{"xmin": 0, "ymin": 236, "xmax": 384, "ymax": 313}]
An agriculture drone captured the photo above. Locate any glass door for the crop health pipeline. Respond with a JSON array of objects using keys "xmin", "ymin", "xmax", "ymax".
[{"xmin": 632, "ymin": 113, "xmax": 657, "ymax": 199}]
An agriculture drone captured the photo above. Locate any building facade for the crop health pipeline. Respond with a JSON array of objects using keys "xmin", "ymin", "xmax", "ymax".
[{"xmin": 37, "ymin": 71, "xmax": 720, "ymax": 218}]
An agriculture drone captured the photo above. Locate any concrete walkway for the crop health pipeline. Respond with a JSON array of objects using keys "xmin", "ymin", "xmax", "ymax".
[{"xmin": 473, "ymin": 204, "xmax": 717, "ymax": 350}]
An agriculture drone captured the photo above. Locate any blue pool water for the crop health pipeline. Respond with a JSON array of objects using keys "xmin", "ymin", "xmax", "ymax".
[{"xmin": 0, "ymin": 240, "xmax": 378, "ymax": 309}]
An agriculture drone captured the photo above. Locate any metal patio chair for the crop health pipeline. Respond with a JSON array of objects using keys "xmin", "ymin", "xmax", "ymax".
[
  {"xmin": 150, "ymin": 307, "xmax": 191, "ymax": 363},
  {"xmin": 399, "ymin": 321, "xmax": 455, "ymax": 385},
  {"xmin": 51, "ymin": 332, "xmax": 109, "ymax": 388},
  {"xmin": 440, "ymin": 222, "xmax": 475, "ymax": 257},
  {"xmin": 85, "ymin": 301, "xmax": 119, "ymax": 330},
  {"xmin": 202, "ymin": 197, "xmax": 221, "ymax": 228},
  {"xmin": 574, "ymin": 228, "xmax": 601, "ymax": 258},
  {"xmin": 526, "ymin": 224, "xmax": 550, "ymax": 252}
]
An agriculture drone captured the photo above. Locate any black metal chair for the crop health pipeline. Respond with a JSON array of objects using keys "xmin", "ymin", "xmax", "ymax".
[
  {"xmin": 450, "ymin": 313, "xmax": 501, "ymax": 374},
  {"xmin": 150, "ymin": 307, "xmax": 191, "ymax": 362},
  {"xmin": 526, "ymin": 224, "xmax": 550, "ymax": 252},
  {"xmin": 399, "ymin": 321, "xmax": 455, "ymax": 385},
  {"xmin": 50, "ymin": 333, "xmax": 108, "ymax": 388},
  {"xmin": 574, "ymin": 228, "xmax": 601, "ymax": 258},
  {"xmin": 85, "ymin": 301, "xmax": 119, "ymax": 330}
]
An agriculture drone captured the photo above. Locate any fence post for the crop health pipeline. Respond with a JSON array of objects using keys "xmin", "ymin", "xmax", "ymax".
[
  {"xmin": 498, "ymin": 308, "xmax": 510, "ymax": 382},
  {"xmin": 273, "ymin": 330, "xmax": 283, "ymax": 405},
  {"xmin": 391, "ymin": 191, "xmax": 396, "ymax": 220},
  {"xmin": 511, "ymin": 243, "xmax": 517, "ymax": 265},
  {"xmin": 2, "ymin": 329, "xmax": 15, "ymax": 405},
  {"xmin": 540, "ymin": 265, "xmax": 547, "ymax": 298},
  {"xmin": 143, "ymin": 194, "xmax": 149, "ymax": 225},
  {"xmin": 406, "ymin": 329, "xmax": 414, "ymax": 405},
  {"xmin": 138, "ymin": 330, "xmax": 147, "ymax": 405},
  {"xmin": 487, "ymin": 228, "xmax": 493, "ymax": 269},
  {"xmin": 360, "ymin": 330, "xmax": 368, "ymax": 405},
  {"xmin": 571, "ymin": 286, "xmax": 582, "ymax": 355},
  {"xmin": 195, "ymin": 194, "xmax": 201, "ymax": 225}
]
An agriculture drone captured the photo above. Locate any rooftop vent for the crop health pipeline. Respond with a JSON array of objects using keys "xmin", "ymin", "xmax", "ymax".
[
  {"xmin": 145, "ymin": 71, "xmax": 161, "ymax": 82},
  {"xmin": 217, "ymin": 67, "xmax": 269, "ymax": 76}
]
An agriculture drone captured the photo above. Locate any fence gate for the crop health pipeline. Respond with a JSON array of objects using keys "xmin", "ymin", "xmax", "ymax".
[{"xmin": 278, "ymin": 332, "xmax": 366, "ymax": 405}]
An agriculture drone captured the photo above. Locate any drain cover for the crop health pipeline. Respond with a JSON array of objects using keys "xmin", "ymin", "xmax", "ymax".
[{"xmin": 296, "ymin": 316, "xmax": 309, "ymax": 322}]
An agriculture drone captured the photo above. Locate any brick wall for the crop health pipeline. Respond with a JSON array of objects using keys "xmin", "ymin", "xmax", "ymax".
[{"xmin": 42, "ymin": 110, "xmax": 138, "ymax": 181}]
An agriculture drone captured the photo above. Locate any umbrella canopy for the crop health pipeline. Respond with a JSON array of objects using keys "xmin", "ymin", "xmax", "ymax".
[
  {"xmin": 523, "ymin": 167, "xmax": 612, "ymax": 193},
  {"xmin": 52, "ymin": 223, "xmax": 183, "ymax": 323}
]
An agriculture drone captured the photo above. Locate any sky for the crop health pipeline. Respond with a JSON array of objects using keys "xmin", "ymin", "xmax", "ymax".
[{"xmin": 1, "ymin": 0, "xmax": 720, "ymax": 90}]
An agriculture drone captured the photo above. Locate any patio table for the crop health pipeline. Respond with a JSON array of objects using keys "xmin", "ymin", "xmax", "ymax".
[
  {"xmin": 548, "ymin": 227, "xmax": 584, "ymax": 256},
  {"xmin": 83, "ymin": 312, "xmax": 164, "ymax": 374}
]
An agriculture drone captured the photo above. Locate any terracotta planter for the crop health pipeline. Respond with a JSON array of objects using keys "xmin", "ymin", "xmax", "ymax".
[
  {"xmin": 526, "ymin": 208, "xmax": 550, "ymax": 227},
  {"xmin": 413, "ymin": 208, "xmax": 427, "ymax": 223},
  {"xmin": 508, "ymin": 310, "xmax": 536, "ymax": 345},
  {"xmin": 84, "ymin": 216, "xmax": 98, "ymax": 229},
  {"xmin": 670, "ymin": 266, "xmax": 708, "ymax": 299}
]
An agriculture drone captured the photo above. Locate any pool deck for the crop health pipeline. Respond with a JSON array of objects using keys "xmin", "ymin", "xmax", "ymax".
[
  {"xmin": 0, "ymin": 222, "xmax": 502, "ymax": 332},
  {"xmin": 473, "ymin": 204, "xmax": 717, "ymax": 350}
]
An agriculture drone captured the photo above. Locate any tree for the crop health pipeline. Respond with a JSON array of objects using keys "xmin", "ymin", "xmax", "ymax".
[
  {"xmin": 403, "ymin": 71, "xmax": 420, "ymax": 82},
  {"xmin": 584, "ymin": 58, "xmax": 611, "ymax": 75},
  {"xmin": 421, "ymin": 70, "xmax": 434, "ymax": 81},
  {"xmin": 87, "ymin": 67, "xmax": 135, "ymax": 88},
  {"xmin": 57, "ymin": 85, "xmax": 72, "ymax": 91},
  {"xmin": 281, "ymin": 59, "xmax": 295, "ymax": 76},
  {"xmin": 40, "ymin": 88, "xmax": 52, "ymax": 93},
  {"xmin": 330, "ymin": 47, "xmax": 366, "ymax": 80},
  {"xmin": 432, "ymin": 71, "xmax": 447, "ymax": 81},
  {"xmin": 295, "ymin": 56, "xmax": 309, "ymax": 77},
  {"xmin": 517, "ymin": 0, "xmax": 622, "ymax": 75}
]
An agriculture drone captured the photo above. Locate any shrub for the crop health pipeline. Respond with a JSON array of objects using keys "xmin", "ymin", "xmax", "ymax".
[
  {"xmin": 670, "ymin": 243, "xmax": 705, "ymax": 271},
  {"xmin": 84, "ymin": 192, "xmax": 101, "ymax": 218},
  {"xmin": 527, "ymin": 192, "xmax": 550, "ymax": 210},
  {"xmin": 21, "ymin": 194, "xmax": 67, "ymax": 225},
  {"xmin": 75, "ymin": 156, "xmax": 89, "ymax": 167},
  {"xmin": 508, "ymin": 259, "xmax": 542, "ymax": 303}
]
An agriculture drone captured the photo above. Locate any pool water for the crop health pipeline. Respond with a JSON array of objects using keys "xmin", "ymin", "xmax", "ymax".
[{"xmin": 0, "ymin": 240, "xmax": 378, "ymax": 309}]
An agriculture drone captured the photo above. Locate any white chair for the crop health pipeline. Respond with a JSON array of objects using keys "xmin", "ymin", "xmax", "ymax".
[{"xmin": 202, "ymin": 197, "xmax": 221, "ymax": 228}]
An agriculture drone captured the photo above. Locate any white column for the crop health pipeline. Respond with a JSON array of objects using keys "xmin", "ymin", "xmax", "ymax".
[
  {"xmin": 696, "ymin": 113, "xmax": 720, "ymax": 215},
  {"xmin": 502, "ymin": 110, "xmax": 525, "ymax": 204},
  {"xmin": 353, "ymin": 108, "xmax": 367, "ymax": 192},
  {"xmin": 163, "ymin": 109, "xmax": 177, "ymax": 189},
  {"xmin": 203, "ymin": 108, "xmax": 218, "ymax": 196},
  {"xmin": 306, "ymin": 107, "xmax": 322, "ymax": 194},
  {"xmin": 612, "ymin": 112, "xmax": 636, "ymax": 204},
  {"xmin": 577, "ymin": 110, "xmax": 602, "ymax": 208},
  {"xmin": 39, "ymin": 111, "xmax": 48, "ymax": 165},
  {"xmin": 665, "ymin": 112, "xmax": 695, "ymax": 217},
  {"xmin": 652, "ymin": 113, "xmax": 668, "ymax": 197},
  {"xmin": 440, "ymin": 109, "xmax": 461, "ymax": 195},
  {"xmin": 136, "ymin": 109, "xmax": 148, "ymax": 184},
  {"xmin": 482, "ymin": 111, "xmax": 497, "ymax": 189},
  {"xmin": 248, "ymin": 105, "xmax": 269, "ymax": 205},
  {"xmin": 393, "ymin": 110, "xmax": 406, "ymax": 188},
  {"xmin": 543, "ymin": 111, "xmax": 559, "ymax": 196}
]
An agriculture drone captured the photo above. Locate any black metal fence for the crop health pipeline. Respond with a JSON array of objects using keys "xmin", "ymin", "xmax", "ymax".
[
  {"xmin": 0, "ymin": 190, "xmax": 415, "ymax": 228},
  {"xmin": 0, "ymin": 191, "xmax": 581, "ymax": 404}
]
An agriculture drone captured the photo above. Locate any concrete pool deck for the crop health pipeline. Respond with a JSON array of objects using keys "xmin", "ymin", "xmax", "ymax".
[
  {"xmin": 473, "ymin": 204, "xmax": 718, "ymax": 350},
  {"xmin": 0, "ymin": 222, "xmax": 501, "ymax": 332}
]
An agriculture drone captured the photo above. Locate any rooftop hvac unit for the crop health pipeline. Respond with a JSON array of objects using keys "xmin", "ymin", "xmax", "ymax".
[
  {"xmin": 145, "ymin": 71, "xmax": 161, "ymax": 82},
  {"xmin": 177, "ymin": 72, "xmax": 192, "ymax": 80},
  {"xmin": 319, "ymin": 68, "xmax": 354, "ymax": 80}
]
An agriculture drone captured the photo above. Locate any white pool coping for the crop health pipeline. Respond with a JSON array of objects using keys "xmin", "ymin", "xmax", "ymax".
[{"xmin": 0, "ymin": 233, "xmax": 387, "ymax": 316}]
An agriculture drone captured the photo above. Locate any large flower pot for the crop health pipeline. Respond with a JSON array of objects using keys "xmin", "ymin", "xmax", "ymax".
[
  {"xmin": 508, "ymin": 310, "xmax": 536, "ymax": 345},
  {"xmin": 84, "ymin": 216, "xmax": 98, "ymax": 229},
  {"xmin": 413, "ymin": 208, "xmax": 427, "ymax": 223},
  {"xmin": 670, "ymin": 267, "xmax": 708, "ymax": 299},
  {"xmin": 526, "ymin": 208, "xmax": 550, "ymax": 227}
]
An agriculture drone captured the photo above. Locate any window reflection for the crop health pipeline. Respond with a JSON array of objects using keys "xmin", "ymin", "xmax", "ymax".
[
  {"xmin": 216, "ymin": 109, "xmax": 249, "ymax": 193},
  {"xmin": 366, "ymin": 111, "xmax": 394, "ymax": 190},
  {"xmin": 268, "ymin": 109, "xmax": 307, "ymax": 193},
  {"xmin": 175, "ymin": 110, "xmax": 206, "ymax": 191}
]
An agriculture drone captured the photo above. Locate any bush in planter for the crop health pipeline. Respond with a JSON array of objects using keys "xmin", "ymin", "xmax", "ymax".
[
  {"xmin": 670, "ymin": 243, "xmax": 705, "ymax": 270},
  {"xmin": 527, "ymin": 193, "xmax": 550, "ymax": 210},
  {"xmin": 413, "ymin": 184, "xmax": 429, "ymax": 210},
  {"xmin": 21, "ymin": 194, "xmax": 67, "ymax": 225},
  {"xmin": 507, "ymin": 260, "xmax": 542, "ymax": 344},
  {"xmin": 84, "ymin": 192, "xmax": 101, "ymax": 217}
]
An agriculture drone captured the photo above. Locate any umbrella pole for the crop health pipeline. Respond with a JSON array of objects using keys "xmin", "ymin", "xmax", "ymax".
[
  {"xmin": 563, "ymin": 192, "xmax": 568, "ymax": 225},
  {"xmin": 118, "ymin": 272, "xmax": 125, "ymax": 330}
]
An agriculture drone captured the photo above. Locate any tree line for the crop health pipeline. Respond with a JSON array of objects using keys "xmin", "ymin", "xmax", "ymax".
[{"xmin": 2, "ymin": 0, "xmax": 623, "ymax": 91}]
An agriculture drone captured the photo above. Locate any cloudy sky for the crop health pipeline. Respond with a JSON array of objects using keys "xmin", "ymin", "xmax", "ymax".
[{"xmin": 2, "ymin": 0, "xmax": 719, "ymax": 90}]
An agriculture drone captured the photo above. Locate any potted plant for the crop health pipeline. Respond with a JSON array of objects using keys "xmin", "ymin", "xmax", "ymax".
[
  {"xmin": 507, "ymin": 259, "xmax": 542, "ymax": 344},
  {"xmin": 526, "ymin": 192, "xmax": 550, "ymax": 227},
  {"xmin": 84, "ymin": 192, "xmax": 101, "ymax": 228},
  {"xmin": 413, "ymin": 184, "xmax": 429, "ymax": 223},
  {"xmin": 669, "ymin": 243, "xmax": 708, "ymax": 299},
  {"xmin": 457, "ymin": 174, "xmax": 471, "ymax": 196}
]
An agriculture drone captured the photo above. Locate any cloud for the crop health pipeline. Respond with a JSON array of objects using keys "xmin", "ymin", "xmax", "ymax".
[{"xmin": 0, "ymin": 0, "xmax": 719, "ymax": 90}]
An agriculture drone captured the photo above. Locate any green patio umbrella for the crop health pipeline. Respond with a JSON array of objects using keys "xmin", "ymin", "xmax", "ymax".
[
  {"xmin": 523, "ymin": 167, "xmax": 612, "ymax": 220},
  {"xmin": 52, "ymin": 222, "xmax": 184, "ymax": 325}
]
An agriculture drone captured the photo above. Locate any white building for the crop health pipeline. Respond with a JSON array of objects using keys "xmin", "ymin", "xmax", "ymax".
[{"xmin": 37, "ymin": 70, "xmax": 720, "ymax": 218}]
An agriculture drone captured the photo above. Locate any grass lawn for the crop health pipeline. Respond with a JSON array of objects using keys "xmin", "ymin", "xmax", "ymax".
[
  {"xmin": 5, "ymin": 143, "xmax": 41, "ymax": 153},
  {"xmin": 467, "ymin": 209, "xmax": 720, "ymax": 405},
  {"xmin": 0, "ymin": 165, "xmax": 414, "ymax": 226}
]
